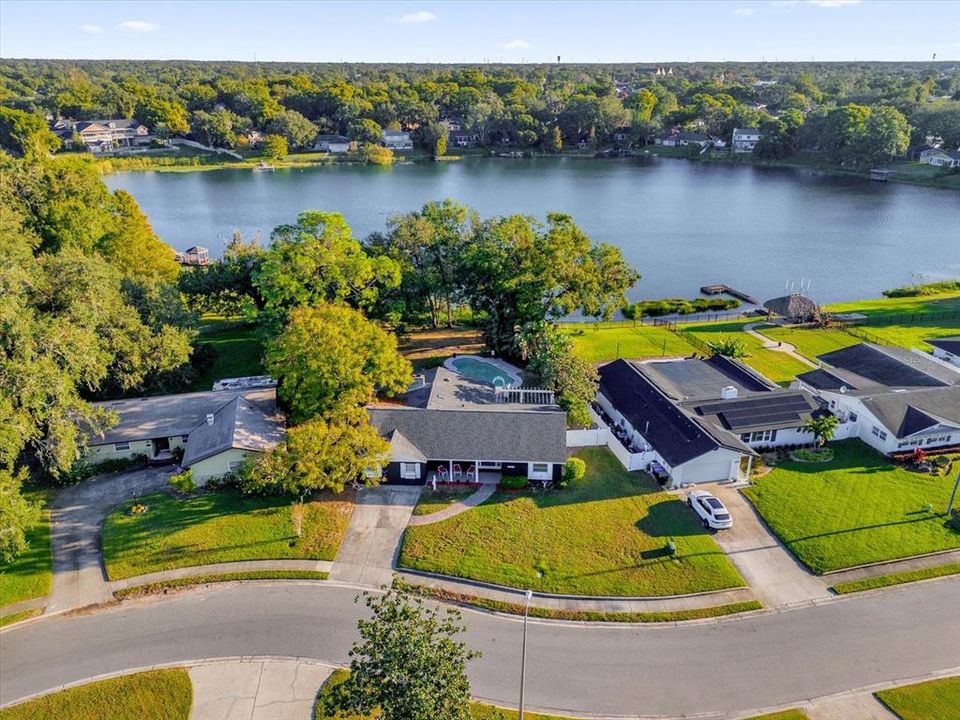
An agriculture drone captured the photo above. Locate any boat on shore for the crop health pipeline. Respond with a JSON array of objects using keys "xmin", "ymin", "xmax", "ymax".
[{"xmin": 254, "ymin": 161, "xmax": 275, "ymax": 171}]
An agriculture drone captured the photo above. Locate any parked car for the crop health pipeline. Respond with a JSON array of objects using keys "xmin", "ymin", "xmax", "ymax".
[{"xmin": 687, "ymin": 490, "xmax": 733, "ymax": 530}]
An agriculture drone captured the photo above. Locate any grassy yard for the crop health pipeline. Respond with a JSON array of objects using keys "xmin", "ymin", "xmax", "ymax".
[
  {"xmin": 680, "ymin": 321, "xmax": 812, "ymax": 385},
  {"xmin": 102, "ymin": 489, "xmax": 354, "ymax": 579},
  {"xmin": 315, "ymin": 668, "xmax": 581, "ymax": 720},
  {"xmin": 875, "ymin": 676, "xmax": 960, "ymax": 720},
  {"xmin": 0, "ymin": 494, "xmax": 52, "ymax": 608},
  {"xmin": 743, "ymin": 440, "xmax": 960, "ymax": 574},
  {"xmin": 399, "ymin": 448, "xmax": 744, "ymax": 596},
  {"xmin": 412, "ymin": 487, "xmax": 480, "ymax": 516},
  {"xmin": 0, "ymin": 669, "xmax": 192, "ymax": 720},
  {"xmin": 562, "ymin": 322, "xmax": 695, "ymax": 363},
  {"xmin": 743, "ymin": 712, "xmax": 810, "ymax": 720},
  {"xmin": 756, "ymin": 325, "xmax": 858, "ymax": 362},
  {"xmin": 831, "ymin": 562, "xmax": 960, "ymax": 594},
  {"xmin": 824, "ymin": 292, "xmax": 960, "ymax": 318},
  {"xmin": 188, "ymin": 317, "xmax": 265, "ymax": 391}
]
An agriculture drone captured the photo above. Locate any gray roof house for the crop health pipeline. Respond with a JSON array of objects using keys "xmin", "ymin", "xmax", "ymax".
[
  {"xmin": 796, "ymin": 343, "xmax": 960, "ymax": 455},
  {"xmin": 367, "ymin": 367, "xmax": 567, "ymax": 485},
  {"xmin": 929, "ymin": 336, "xmax": 960, "ymax": 369},
  {"xmin": 86, "ymin": 388, "xmax": 284, "ymax": 483}
]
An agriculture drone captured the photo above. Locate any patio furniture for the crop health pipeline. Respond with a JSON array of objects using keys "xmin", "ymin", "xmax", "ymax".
[
  {"xmin": 452, "ymin": 464, "xmax": 463, "ymax": 480},
  {"xmin": 437, "ymin": 466, "xmax": 449, "ymax": 482},
  {"xmin": 466, "ymin": 465, "xmax": 477, "ymax": 482}
]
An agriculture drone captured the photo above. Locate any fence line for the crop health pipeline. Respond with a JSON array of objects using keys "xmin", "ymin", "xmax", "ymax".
[
  {"xmin": 860, "ymin": 310, "xmax": 958, "ymax": 327},
  {"xmin": 557, "ymin": 310, "xmax": 751, "ymax": 329}
]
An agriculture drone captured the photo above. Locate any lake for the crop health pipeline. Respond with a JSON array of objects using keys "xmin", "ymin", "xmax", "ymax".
[{"xmin": 105, "ymin": 156, "xmax": 960, "ymax": 304}]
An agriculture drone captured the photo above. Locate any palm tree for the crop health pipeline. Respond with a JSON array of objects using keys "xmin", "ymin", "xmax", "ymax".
[{"xmin": 802, "ymin": 414, "xmax": 840, "ymax": 447}]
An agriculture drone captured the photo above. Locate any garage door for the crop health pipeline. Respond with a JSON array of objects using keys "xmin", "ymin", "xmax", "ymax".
[{"xmin": 680, "ymin": 458, "xmax": 732, "ymax": 484}]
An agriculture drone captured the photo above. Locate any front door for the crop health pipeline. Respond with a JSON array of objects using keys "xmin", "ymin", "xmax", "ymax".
[{"xmin": 153, "ymin": 437, "xmax": 170, "ymax": 456}]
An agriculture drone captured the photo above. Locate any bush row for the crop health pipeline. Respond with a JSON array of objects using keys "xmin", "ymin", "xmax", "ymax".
[{"xmin": 622, "ymin": 296, "xmax": 740, "ymax": 319}]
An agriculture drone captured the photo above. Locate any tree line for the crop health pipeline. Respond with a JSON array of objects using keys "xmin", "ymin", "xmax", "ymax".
[{"xmin": 1, "ymin": 59, "xmax": 958, "ymax": 164}]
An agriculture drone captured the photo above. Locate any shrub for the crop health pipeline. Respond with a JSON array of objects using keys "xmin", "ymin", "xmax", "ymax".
[
  {"xmin": 54, "ymin": 454, "xmax": 149, "ymax": 486},
  {"xmin": 500, "ymin": 475, "xmax": 528, "ymax": 490},
  {"xmin": 564, "ymin": 457, "xmax": 586, "ymax": 483},
  {"xmin": 169, "ymin": 469, "xmax": 196, "ymax": 495}
]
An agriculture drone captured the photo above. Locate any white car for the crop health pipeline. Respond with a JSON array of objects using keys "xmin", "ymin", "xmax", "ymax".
[{"xmin": 687, "ymin": 491, "xmax": 733, "ymax": 530}]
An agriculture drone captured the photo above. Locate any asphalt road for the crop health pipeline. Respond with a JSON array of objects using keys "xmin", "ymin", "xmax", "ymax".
[{"xmin": 2, "ymin": 579, "xmax": 959, "ymax": 717}]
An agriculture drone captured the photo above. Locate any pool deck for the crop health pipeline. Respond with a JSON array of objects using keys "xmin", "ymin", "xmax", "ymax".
[{"xmin": 444, "ymin": 354, "xmax": 523, "ymax": 386}]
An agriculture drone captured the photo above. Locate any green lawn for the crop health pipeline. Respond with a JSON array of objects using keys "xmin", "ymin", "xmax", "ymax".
[
  {"xmin": 743, "ymin": 440, "xmax": 960, "ymax": 574},
  {"xmin": 743, "ymin": 711, "xmax": 810, "ymax": 720},
  {"xmin": 0, "ymin": 497, "xmax": 52, "ymax": 608},
  {"xmin": 412, "ymin": 487, "xmax": 479, "ymax": 516},
  {"xmin": 825, "ymin": 292, "xmax": 960, "ymax": 318},
  {"xmin": 756, "ymin": 325, "xmax": 858, "ymax": 362},
  {"xmin": 831, "ymin": 562, "xmax": 960, "ymax": 594},
  {"xmin": 0, "ymin": 669, "xmax": 192, "ymax": 720},
  {"xmin": 680, "ymin": 321, "xmax": 812, "ymax": 385},
  {"xmin": 188, "ymin": 318, "xmax": 265, "ymax": 391},
  {"xmin": 875, "ymin": 676, "xmax": 960, "ymax": 720},
  {"xmin": 315, "ymin": 668, "xmax": 581, "ymax": 720},
  {"xmin": 563, "ymin": 322, "xmax": 696, "ymax": 363},
  {"xmin": 102, "ymin": 489, "xmax": 354, "ymax": 579},
  {"xmin": 399, "ymin": 448, "xmax": 744, "ymax": 596}
]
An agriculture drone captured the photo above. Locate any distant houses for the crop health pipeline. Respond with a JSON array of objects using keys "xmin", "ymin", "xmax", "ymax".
[
  {"xmin": 313, "ymin": 134, "xmax": 352, "ymax": 153},
  {"xmin": 51, "ymin": 118, "xmax": 153, "ymax": 154},
  {"xmin": 449, "ymin": 130, "xmax": 479, "ymax": 148},
  {"xmin": 731, "ymin": 127, "xmax": 763, "ymax": 153},
  {"xmin": 382, "ymin": 130, "xmax": 414, "ymax": 151},
  {"xmin": 919, "ymin": 148, "xmax": 960, "ymax": 168},
  {"xmin": 175, "ymin": 246, "xmax": 210, "ymax": 266}
]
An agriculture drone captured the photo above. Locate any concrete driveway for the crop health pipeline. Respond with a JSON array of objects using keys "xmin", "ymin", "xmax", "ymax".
[
  {"xmin": 327, "ymin": 485, "xmax": 421, "ymax": 587},
  {"xmin": 707, "ymin": 484, "xmax": 830, "ymax": 607}
]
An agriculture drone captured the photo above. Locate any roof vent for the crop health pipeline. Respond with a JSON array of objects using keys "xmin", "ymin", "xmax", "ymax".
[
  {"xmin": 720, "ymin": 386, "xmax": 738, "ymax": 400},
  {"xmin": 206, "ymin": 413, "xmax": 215, "ymax": 425}
]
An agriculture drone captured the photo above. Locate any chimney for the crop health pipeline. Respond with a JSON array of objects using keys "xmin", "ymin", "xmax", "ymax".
[
  {"xmin": 206, "ymin": 413, "xmax": 215, "ymax": 425},
  {"xmin": 720, "ymin": 386, "xmax": 738, "ymax": 400}
]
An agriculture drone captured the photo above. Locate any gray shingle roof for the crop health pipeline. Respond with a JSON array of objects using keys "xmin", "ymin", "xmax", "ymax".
[
  {"xmin": 929, "ymin": 336, "xmax": 960, "ymax": 355},
  {"xmin": 368, "ymin": 406, "xmax": 568, "ymax": 464},
  {"xmin": 860, "ymin": 386, "xmax": 960, "ymax": 439},
  {"xmin": 800, "ymin": 343, "xmax": 960, "ymax": 391}
]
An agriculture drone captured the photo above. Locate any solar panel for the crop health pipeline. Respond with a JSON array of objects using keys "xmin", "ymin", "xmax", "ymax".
[
  {"xmin": 722, "ymin": 410, "xmax": 804, "ymax": 430},
  {"xmin": 698, "ymin": 394, "xmax": 809, "ymax": 417}
]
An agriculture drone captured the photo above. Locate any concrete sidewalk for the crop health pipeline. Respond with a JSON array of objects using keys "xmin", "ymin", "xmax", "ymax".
[
  {"xmin": 743, "ymin": 321, "xmax": 817, "ymax": 367},
  {"xmin": 189, "ymin": 659, "xmax": 334, "ymax": 720},
  {"xmin": 407, "ymin": 484, "xmax": 495, "ymax": 526}
]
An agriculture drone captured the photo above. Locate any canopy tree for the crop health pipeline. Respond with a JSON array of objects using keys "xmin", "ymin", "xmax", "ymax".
[
  {"xmin": 518, "ymin": 322, "xmax": 598, "ymax": 428},
  {"xmin": 178, "ymin": 231, "xmax": 267, "ymax": 315}
]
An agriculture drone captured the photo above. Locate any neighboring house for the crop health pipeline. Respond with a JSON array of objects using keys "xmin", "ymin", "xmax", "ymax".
[
  {"xmin": 612, "ymin": 127, "xmax": 632, "ymax": 143},
  {"xmin": 367, "ymin": 367, "xmax": 567, "ymax": 485},
  {"xmin": 763, "ymin": 294, "xmax": 821, "ymax": 323},
  {"xmin": 175, "ymin": 246, "xmax": 210, "ymax": 266},
  {"xmin": 52, "ymin": 118, "xmax": 152, "ymax": 153},
  {"xmin": 929, "ymin": 336, "xmax": 960, "ymax": 368},
  {"xmin": 654, "ymin": 131, "xmax": 682, "ymax": 147},
  {"xmin": 796, "ymin": 343, "xmax": 960, "ymax": 456},
  {"xmin": 678, "ymin": 132, "xmax": 710, "ymax": 147},
  {"xmin": 382, "ymin": 130, "xmax": 414, "ymax": 151},
  {"xmin": 596, "ymin": 356, "xmax": 819, "ymax": 488},
  {"xmin": 731, "ymin": 127, "xmax": 763, "ymax": 153},
  {"xmin": 449, "ymin": 130, "xmax": 479, "ymax": 148},
  {"xmin": 441, "ymin": 117, "xmax": 464, "ymax": 132},
  {"xmin": 85, "ymin": 388, "xmax": 285, "ymax": 483},
  {"xmin": 919, "ymin": 148, "xmax": 960, "ymax": 168},
  {"xmin": 313, "ymin": 134, "xmax": 352, "ymax": 153},
  {"xmin": 906, "ymin": 143, "xmax": 936, "ymax": 161}
]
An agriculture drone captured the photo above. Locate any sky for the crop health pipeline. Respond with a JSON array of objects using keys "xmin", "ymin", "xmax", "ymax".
[{"xmin": 1, "ymin": 0, "xmax": 958, "ymax": 63}]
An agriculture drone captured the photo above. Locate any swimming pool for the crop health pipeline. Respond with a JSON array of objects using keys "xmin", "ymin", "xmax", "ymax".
[{"xmin": 446, "ymin": 356, "xmax": 522, "ymax": 386}]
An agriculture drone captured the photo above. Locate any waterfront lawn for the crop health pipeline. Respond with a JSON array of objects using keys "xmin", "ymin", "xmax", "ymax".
[
  {"xmin": 102, "ymin": 489, "xmax": 354, "ymax": 579},
  {"xmin": 875, "ymin": 676, "xmax": 960, "ymax": 720},
  {"xmin": 756, "ymin": 325, "xmax": 858, "ymax": 362},
  {"xmin": 563, "ymin": 323, "xmax": 696, "ymax": 363},
  {"xmin": 0, "ymin": 669, "xmax": 192, "ymax": 720},
  {"xmin": 412, "ymin": 487, "xmax": 480, "ymax": 516},
  {"xmin": 848, "ymin": 320, "xmax": 960, "ymax": 352},
  {"xmin": 680, "ymin": 321, "xmax": 812, "ymax": 385},
  {"xmin": 188, "ymin": 317, "xmax": 264, "ymax": 391},
  {"xmin": 399, "ymin": 448, "xmax": 744, "ymax": 596},
  {"xmin": 0, "ymin": 493, "xmax": 52, "ymax": 608},
  {"xmin": 824, "ymin": 292, "xmax": 960, "ymax": 319},
  {"xmin": 742, "ymin": 440, "xmax": 960, "ymax": 574}
]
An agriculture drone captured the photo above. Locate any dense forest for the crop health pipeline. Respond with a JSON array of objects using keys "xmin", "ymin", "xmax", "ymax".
[{"xmin": 1, "ymin": 59, "xmax": 959, "ymax": 164}]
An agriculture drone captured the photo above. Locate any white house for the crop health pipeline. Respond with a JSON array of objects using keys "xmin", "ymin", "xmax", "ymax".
[
  {"xmin": 919, "ymin": 148, "xmax": 960, "ymax": 168},
  {"xmin": 51, "ymin": 118, "xmax": 152, "ymax": 153},
  {"xmin": 382, "ymin": 130, "xmax": 414, "ymax": 151},
  {"xmin": 795, "ymin": 343, "xmax": 960, "ymax": 456},
  {"xmin": 929, "ymin": 337, "xmax": 960, "ymax": 368},
  {"xmin": 85, "ymin": 388, "xmax": 285, "ymax": 484},
  {"xmin": 732, "ymin": 127, "xmax": 763, "ymax": 153},
  {"xmin": 596, "ymin": 356, "xmax": 819, "ymax": 488},
  {"xmin": 313, "ymin": 134, "xmax": 352, "ymax": 153}
]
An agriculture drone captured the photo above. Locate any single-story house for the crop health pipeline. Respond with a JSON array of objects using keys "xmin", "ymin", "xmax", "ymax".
[
  {"xmin": 382, "ymin": 130, "xmax": 414, "ymax": 151},
  {"xmin": 929, "ymin": 336, "xmax": 960, "ymax": 368},
  {"xmin": 597, "ymin": 356, "xmax": 819, "ymax": 487},
  {"xmin": 654, "ymin": 131, "xmax": 682, "ymax": 147},
  {"xmin": 367, "ymin": 367, "xmax": 567, "ymax": 485},
  {"xmin": 85, "ymin": 388, "xmax": 285, "ymax": 484},
  {"xmin": 732, "ymin": 127, "xmax": 763, "ymax": 153},
  {"xmin": 919, "ymin": 148, "xmax": 960, "ymax": 168},
  {"xmin": 314, "ymin": 134, "xmax": 351, "ymax": 153},
  {"xmin": 796, "ymin": 343, "xmax": 960, "ymax": 455},
  {"xmin": 763, "ymin": 294, "xmax": 821, "ymax": 323},
  {"xmin": 449, "ymin": 130, "xmax": 479, "ymax": 148},
  {"xmin": 907, "ymin": 143, "xmax": 936, "ymax": 161}
]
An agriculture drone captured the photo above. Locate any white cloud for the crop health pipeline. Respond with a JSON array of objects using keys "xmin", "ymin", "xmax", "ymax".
[
  {"xmin": 502, "ymin": 38, "xmax": 532, "ymax": 49},
  {"xmin": 117, "ymin": 20, "xmax": 159, "ymax": 31},
  {"xmin": 735, "ymin": 7, "xmax": 755, "ymax": 15},
  {"xmin": 807, "ymin": 0, "xmax": 861, "ymax": 7},
  {"xmin": 80, "ymin": 24, "xmax": 103, "ymax": 34},
  {"xmin": 397, "ymin": 10, "xmax": 436, "ymax": 24}
]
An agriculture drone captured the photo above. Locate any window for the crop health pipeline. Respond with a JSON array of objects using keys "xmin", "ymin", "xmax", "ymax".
[
  {"xmin": 228, "ymin": 460, "xmax": 244, "ymax": 471},
  {"xmin": 740, "ymin": 430, "xmax": 776, "ymax": 443},
  {"xmin": 181, "ymin": 435, "xmax": 189, "ymax": 443},
  {"xmin": 531, "ymin": 463, "xmax": 549, "ymax": 473},
  {"xmin": 849, "ymin": 412, "xmax": 858, "ymax": 422},
  {"xmin": 113, "ymin": 441, "xmax": 130, "ymax": 451},
  {"xmin": 400, "ymin": 463, "xmax": 421, "ymax": 480},
  {"xmin": 478, "ymin": 461, "xmax": 502, "ymax": 469},
  {"xmin": 871, "ymin": 426, "xmax": 888, "ymax": 441}
]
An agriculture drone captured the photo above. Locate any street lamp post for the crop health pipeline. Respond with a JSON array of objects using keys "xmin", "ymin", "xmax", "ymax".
[{"xmin": 518, "ymin": 589, "xmax": 533, "ymax": 720}]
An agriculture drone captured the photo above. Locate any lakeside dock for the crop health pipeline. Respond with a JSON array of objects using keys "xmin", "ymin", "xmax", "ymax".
[{"xmin": 700, "ymin": 284, "xmax": 760, "ymax": 305}]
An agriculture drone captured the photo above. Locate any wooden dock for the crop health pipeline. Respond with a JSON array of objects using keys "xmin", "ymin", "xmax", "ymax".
[{"xmin": 700, "ymin": 284, "xmax": 760, "ymax": 305}]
